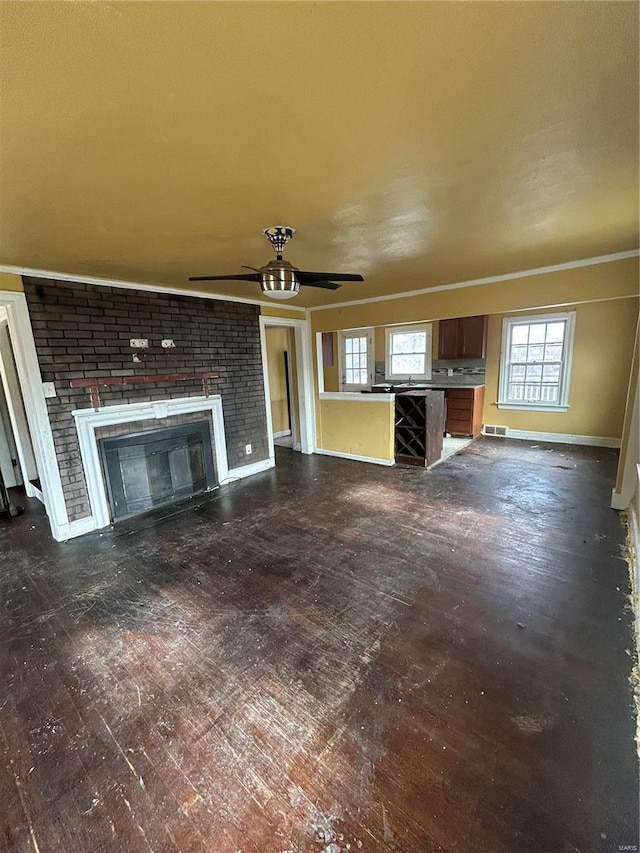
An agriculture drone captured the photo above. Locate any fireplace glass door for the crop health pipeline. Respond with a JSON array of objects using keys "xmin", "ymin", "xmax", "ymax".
[{"xmin": 99, "ymin": 422, "xmax": 216, "ymax": 520}]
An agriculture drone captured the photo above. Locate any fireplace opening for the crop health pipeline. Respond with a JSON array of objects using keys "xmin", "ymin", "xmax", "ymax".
[{"xmin": 99, "ymin": 421, "xmax": 216, "ymax": 521}]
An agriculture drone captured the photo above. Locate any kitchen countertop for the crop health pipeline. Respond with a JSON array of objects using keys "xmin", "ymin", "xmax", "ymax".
[
  {"xmin": 367, "ymin": 380, "xmax": 486, "ymax": 392},
  {"xmin": 420, "ymin": 381, "xmax": 486, "ymax": 389}
]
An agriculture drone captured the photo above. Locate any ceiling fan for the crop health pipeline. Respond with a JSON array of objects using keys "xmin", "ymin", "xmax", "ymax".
[{"xmin": 189, "ymin": 226, "xmax": 364, "ymax": 300}]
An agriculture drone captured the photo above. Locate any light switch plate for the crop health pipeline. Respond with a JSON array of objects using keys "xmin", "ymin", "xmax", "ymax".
[
  {"xmin": 42, "ymin": 381, "xmax": 56, "ymax": 398},
  {"xmin": 130, "ymin": 338, "xmax": 149, "ymax": 348}
]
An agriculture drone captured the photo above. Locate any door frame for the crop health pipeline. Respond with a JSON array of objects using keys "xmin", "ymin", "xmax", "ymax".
[
  {"xmin": 0, "ymin": 291, "xmax": 72, "ymax": 539},
  {"xmin": 259, "ymin": 315, "xmax": 316, "ymax": 461}
]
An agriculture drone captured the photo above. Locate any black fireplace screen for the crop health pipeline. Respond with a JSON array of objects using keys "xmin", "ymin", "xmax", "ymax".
[{"xmin": 99, "ymin": 421, "xmax": 216, "ymax": 520}]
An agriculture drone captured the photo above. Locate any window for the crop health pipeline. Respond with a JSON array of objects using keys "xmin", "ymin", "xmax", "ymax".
[
  {"xmin": 385, "ymin": 324, "xmax": 432, "ymax": 381},
  {"xmin": 498, "ymin": 312, "xmax": 575, "ymax": 411},
  {"xmin": 339, "ymin": 329, "xmax": 373, "ymax": 391}
]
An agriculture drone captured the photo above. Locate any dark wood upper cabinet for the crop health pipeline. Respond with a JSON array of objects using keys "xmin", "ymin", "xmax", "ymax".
[{"xmin": 438, "ymin": 315, "xmax": 487, "ymax": 359}]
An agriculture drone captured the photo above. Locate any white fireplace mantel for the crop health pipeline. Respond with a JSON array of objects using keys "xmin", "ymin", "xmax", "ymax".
[{"xmin": 72, "ymin": 394, "xmax": 269, "ymax": 534}]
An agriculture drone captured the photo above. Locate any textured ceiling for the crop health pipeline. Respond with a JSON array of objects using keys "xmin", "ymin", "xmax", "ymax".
[{"xmin": 0, "ymin": 1, "xmax": 638, "ymax": 307}]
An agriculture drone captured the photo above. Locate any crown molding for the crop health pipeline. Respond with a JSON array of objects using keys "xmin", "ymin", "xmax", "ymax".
[
  {"xmin": 0, "ymin": 264, "xmax": 307, "ymax": 313},
  {"xmin": 1, "ymin": 248, "xmax": 636, "ymax": 315},
  {"xmin": 306, "ymin": 249, "xmax": 640, "ymax": 312}
]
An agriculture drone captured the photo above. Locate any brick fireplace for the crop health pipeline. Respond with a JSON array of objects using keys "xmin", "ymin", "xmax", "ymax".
[{"xmin": 23, "ymin": 277, "xmax": 270, "ymax": 527}]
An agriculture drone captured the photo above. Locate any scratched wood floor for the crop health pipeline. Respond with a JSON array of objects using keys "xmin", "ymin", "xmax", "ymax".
[{"xmin": 0, "ymin": 439, "xmax": 637, "ymax": 853}]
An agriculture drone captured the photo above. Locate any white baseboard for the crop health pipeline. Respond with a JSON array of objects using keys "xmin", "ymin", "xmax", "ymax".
[
  {"xmin": 486, "ymin": 427, "xmax": 621, "ymax": 448},
  {"xmin": 315, "ymin": 448, "xmax": 395, "ymax": 466},
  {"xmin": 57, "ymin": 515, "xmax": 100, "ymax": 541},
  {"xmin": 222, "ymin": 457, "xmax": 275, "ymax": 482},
  {"xmin": 273, "ymin": 429, "xmax": 292, "ymax": 439}
]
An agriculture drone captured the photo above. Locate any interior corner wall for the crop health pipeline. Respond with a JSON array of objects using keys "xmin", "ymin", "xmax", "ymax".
[{"xmin": 22, "ymin": 277, "xmax": 269, "ymax": 522}]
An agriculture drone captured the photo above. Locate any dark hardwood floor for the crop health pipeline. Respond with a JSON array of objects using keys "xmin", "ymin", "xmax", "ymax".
[{"xmin": 0, "ymin": 439, "xmax": 637, "ymax": 852}]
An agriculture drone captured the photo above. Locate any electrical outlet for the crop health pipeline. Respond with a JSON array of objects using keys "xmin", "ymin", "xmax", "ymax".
[
  {"xmin": 130, "ymin": 339, "xmax": 149, "ymax": 348},
  {"xmin": 245, "ymin": 444, "xmax": 252, "ymax": 455},
  {"xmin": 447, "ymin": 368, "xmax": 454, "ymax": 377},
  {"xmin": 161, "ymin": 339, "xmax": 175, "ymax": 349}
]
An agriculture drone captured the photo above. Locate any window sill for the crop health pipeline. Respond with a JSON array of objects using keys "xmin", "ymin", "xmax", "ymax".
[{"xmin": 497, "ymin": 402, "xmax": 569, "ymax": 413}]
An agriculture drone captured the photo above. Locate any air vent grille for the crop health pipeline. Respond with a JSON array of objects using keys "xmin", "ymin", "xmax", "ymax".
[{"xmin": 483, "ymin": 424, "xmax": 508, "ymax": 437}]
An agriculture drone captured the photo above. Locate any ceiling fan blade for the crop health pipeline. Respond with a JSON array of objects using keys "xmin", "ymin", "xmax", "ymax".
[
  {"xmin": 188, "ymin": 273, "xmax": 261, "ymax": 282},
  {"xmin": 300, "ymin": 281, "xmax": 341, "ymax": 290},
  {"xmin": 297, "ymin": 271, "xmax": 364, "ymax": 283}
]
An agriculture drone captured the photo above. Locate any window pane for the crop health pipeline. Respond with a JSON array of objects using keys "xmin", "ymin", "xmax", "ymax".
[
  {"xmin": 525, "ymin": 365, "xmax": 542, "ymax": 381},
  {"xmin": 542, "ymin": 364, "xmax": 560, "ymax": 381},
  {"xmin": 545, "ymin": 322, "xmax": 565, "ymax": 343},
  {"xmin": 392, "ymin": 353, "xmax": 424, "ymax": 374},
  {"xmin": 511, "ymin": 345, "xmax": 528, "ymax": 363},
  {"xmin": 510, "ymin": 365, "xmax": 526, "ymax": 379},
  {"xmin": 511, "ymin": 325, "xmax": 529, "ymax": 345},
  {"xmin": 392, "ymin": 331, "xmax": 426, "ymax": 354},
  {"xmin": 544, "ymin": 343, "xmax": 562, "ymax": 361},
  {"xmin": 541, "ymin": 385, "xmax": 559, "ymax": 402},
  {"xmin": 345, "ymin": 338, "xmax": 353, "ymax": 354},
  {"xmin": 527, "ymin": 345, "xmax": 544, "ymax": 362},
  {"xmin": 529, "ymin": 324, "xmax": 546, "ymax": 344}
]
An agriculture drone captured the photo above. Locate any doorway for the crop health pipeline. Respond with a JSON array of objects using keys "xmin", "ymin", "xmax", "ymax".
[
  {"xmin": 259, "ymin": 315, "xmax": 315, "ymax": 462},
  {"xmin": 0, "ymin": 314, "xmax": 40, "ymax": 499}
]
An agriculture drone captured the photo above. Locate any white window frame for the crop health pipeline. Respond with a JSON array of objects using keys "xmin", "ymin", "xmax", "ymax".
[
  {"xmin": 338, "ymin": 328, "xmax": 374, "ymax": 392},
  {"xmin": 498, "ymin": 311, "xmax": 576, "ymax": 412},
  {"xmin": 385, "ymin": 323, "xmax": 432, "ymax": 381}
]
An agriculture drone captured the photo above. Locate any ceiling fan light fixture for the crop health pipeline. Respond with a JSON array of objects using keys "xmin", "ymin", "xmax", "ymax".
[
  {"xmin": 261, "ymin": 286, "xmax": 300, "ymax": 300},
  {"xmin": 260, "ymin": 259, "xmax": 300, "ymax": 299}
]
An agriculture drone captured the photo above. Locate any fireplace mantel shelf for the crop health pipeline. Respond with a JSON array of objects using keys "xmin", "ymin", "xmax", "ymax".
[{"xmin": 70, "ymin": 371, "xmax": 220, "ymax": 409}]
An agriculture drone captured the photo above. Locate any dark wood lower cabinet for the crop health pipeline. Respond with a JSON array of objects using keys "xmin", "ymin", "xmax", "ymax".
[
  {"xmin": 445, "ymin": 386, "xmax": 485, "ymax": 437},
  {"xmin": 395, "ymin": 390, "xmax": 445, "ymax": 466}
]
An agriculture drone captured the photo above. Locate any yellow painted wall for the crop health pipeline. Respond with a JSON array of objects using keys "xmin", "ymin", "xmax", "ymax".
[
  {"xmin": 317, "ymin": 399, "xmax": 394, "ymax": 461},
  {"xmin": 310, "ymin": 257, "xmax": 638, "ymax": 333},
  {"xmin": 260, "ymin": 305, "xmax": 305, "ymax": 320},
  {"xmin": 265, "ymin": 327, "xmax": 290, "ymax": 434},
  {"xmin": 0, "ymin": 272, "xmax": 23, "ymax": 292},
  {"xmin": 483, "ymin": 300, "xmax": 638, "ymax": 437}
]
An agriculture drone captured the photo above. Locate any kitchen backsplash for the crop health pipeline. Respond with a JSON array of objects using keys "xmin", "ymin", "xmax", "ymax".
[{"xmin": 375, "ymin": 358, "xmax": 486, "ymax": 382}]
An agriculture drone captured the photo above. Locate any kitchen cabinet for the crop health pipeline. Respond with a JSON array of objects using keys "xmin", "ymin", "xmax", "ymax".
[
  {"xmin": 395, "ymin": 390, "xmax": 445, "ymax": 467},
  {"xmin": 445, "ymin": 386, "xmax": 485, "ymax": 437},
  {"xmin": 438, "ymin": 315, "xmax": 487, "ymax": 360}
]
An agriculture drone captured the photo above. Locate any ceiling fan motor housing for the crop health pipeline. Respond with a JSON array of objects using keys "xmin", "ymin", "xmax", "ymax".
[{"xmin": 259, "ymin": 258, "xmax": 300, "ymax": 299}]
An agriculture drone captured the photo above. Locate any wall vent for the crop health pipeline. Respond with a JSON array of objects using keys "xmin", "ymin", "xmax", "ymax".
[{"xmin": 483, "ymin": 424, "xmax": 508, "ymax": 437}]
